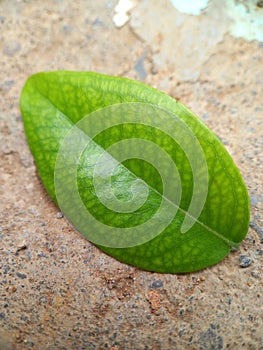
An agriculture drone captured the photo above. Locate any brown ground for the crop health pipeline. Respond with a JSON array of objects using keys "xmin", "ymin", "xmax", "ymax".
[{"xmin": 0, "ymin": 1, "xmax": 262, "ymax": 349}]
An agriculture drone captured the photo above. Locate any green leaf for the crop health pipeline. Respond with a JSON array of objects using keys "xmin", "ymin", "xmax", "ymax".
[{"xmin": 20, "ymin": 71, "xmax": 250, "ymax": 273}]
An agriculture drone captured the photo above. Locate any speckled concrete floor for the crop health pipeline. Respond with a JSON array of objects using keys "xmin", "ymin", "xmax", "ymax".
[{"xmin": 0, "ymin": 1, "xmax": 262, "ymax": 349}]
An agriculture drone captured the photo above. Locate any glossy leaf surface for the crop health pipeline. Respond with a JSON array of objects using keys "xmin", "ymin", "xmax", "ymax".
[{"xmin": 20, "ymin": 71, "xmax": 250, "ymax": 273}]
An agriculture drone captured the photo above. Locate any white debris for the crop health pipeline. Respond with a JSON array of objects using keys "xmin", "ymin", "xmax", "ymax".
[
  {"xmin": 115, "ymin": 0, "xmax": 134, "ymax": 13},
  {"xmin": 225, "ymin": 0, "xmax": 263, "ymax": 42},
  {"xmin": 113, "ymin": 12, "xmax": 130, "ymax": 28},
  {"xmin": 113, "ymin": 0, "xmax": 135, "ymax": 28},
  {"xmin": 170, "ymin": 0, "xmax": 210, "ymax": 16},
  {"xmin": 170, "ymin": 0, "xmax": 263, "ymax": 41}
]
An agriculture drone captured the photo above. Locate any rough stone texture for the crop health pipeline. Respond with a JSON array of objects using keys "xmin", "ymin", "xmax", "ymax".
[
  {"xmin": 130, "ymin": 0, "xmax": 231, "ymax": 81},
  {"xmin": 0, "ymin": 1, "xmax": 262, "ymax": 349}
]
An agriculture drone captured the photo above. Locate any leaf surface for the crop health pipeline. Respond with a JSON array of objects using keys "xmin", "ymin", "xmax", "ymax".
[{"xmin": 20, "ymin": 71, "xmax": 250, "ymax": 273}]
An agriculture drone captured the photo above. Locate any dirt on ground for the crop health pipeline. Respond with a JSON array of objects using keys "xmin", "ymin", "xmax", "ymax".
[{"xmin": 0, "ymin": 1, "xmax": 262, "ymax": 349}]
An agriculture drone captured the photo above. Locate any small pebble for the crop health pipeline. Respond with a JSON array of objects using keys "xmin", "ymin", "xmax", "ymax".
[
  {"xmin": 150, "ymin": 279, "xmax": 163, "ymax": 289},
  {"xmin": 239, "ymin": 255, "xmax": 252, "ymax": 268},
  {"xmin": 16, "ymin": 241, "xmax": 27, "ymax": 252},
  {"xmin": 56, "ymin": 212, "xmax": 64, "ymax": 219},
  {"xmin": 253, "ymin": 249, "xmax": 263, "ymax": 259},
  {"xmin": 16, "ymin": 272, "xmax": 27, "ymax": 279}
]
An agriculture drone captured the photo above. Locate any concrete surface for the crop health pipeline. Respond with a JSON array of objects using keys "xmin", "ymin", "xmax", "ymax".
[{"xmin": 0, "ymin": 1, "xmax": 262, "ymax": 349}]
